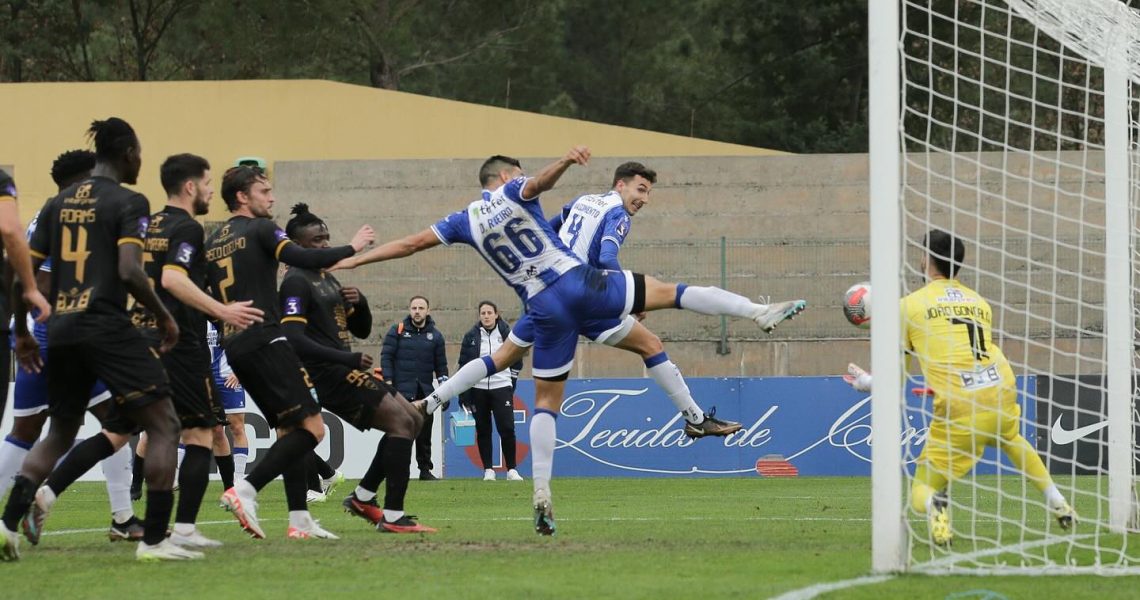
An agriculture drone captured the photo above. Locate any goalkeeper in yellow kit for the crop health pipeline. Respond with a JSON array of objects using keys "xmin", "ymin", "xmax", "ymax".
[{"xmin": 845, "ymin": 229, "xmax": 1075, "ymax": 547}]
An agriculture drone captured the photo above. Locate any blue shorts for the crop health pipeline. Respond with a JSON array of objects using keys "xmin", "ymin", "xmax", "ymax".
[
  {"xmin": 523, "ymin": 265, "xmax": 636, "ymax": 378},
  {"xmin": 11, "ymin": 331, "xmax": 110, "ymax": 417},
  {"xmin": 213, "ymin": 371, "xmax": 246, "ymax": 414}
]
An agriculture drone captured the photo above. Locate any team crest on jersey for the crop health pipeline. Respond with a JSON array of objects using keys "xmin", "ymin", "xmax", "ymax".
[
  {"xmin": 427, "ymin": 333, "xmax": 434, "ymax": 340},
  {"xmin": 137, "ymin": 217, "xmax": 150, "ymax": 237},
  {"xmin": 176, "ymin": 242, "xmax": 195, "ymax": 266},
  {"xmin": 274, "ymin": 228, "xmax": 288, "ymax": 242},
  {"xmin": 937, "ymin": 288, "xmax": 973, "ymax": 303},
  {"xmin": 284, "ymin": 296, "xmax": 302, "ymax": 315}
]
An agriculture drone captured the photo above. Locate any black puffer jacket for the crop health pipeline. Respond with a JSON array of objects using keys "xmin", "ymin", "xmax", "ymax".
[
  {"xmin": 380, "ymin": 315, "xmax": 448, "ymax": 400},
  {"xmin": 457, "ymin": 318, "xmax": 524, "ymax": 399}
]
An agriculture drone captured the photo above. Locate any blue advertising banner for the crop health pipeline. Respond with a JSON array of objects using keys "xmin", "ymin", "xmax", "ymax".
[{"xmin": 443, "ymin": 376, "xmax": 1036, "ymax": 478}]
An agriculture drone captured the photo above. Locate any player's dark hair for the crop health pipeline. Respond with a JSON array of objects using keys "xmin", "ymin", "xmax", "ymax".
[
  {"xmin": 478, "ymin": 300, "xmax": 499, "ymax": 315},
  {"xmin": 479, "ymin": 155, "xmax": 522, "ymax": 186},
  {"xmin": 221, "ymin": 165, "xmax": 267, "ymax": 211},
  {"xmin": 612, "ymin": 162, "xmax": 657, "ymax": 187},
  {"xmin": 85, "ymin": 118, "xmax": 138, "ymax": 161},
  {"xmin": 925, "ymin": 229, "xmax": 965, "ymax": 278},
  {"xmin": 410, "ymin": 295, "xmax": 430, "ymax": 308},
  {"xmin": 50, "ymin": 149, "xmax": 96, "ymax": 188},
  {"xmin": 160, "ymin": 153, "xmax": 210, "ymax": 197},
  {"xmin": 285, "ymin": 203, "xmax": 326, "ymax": 240}
]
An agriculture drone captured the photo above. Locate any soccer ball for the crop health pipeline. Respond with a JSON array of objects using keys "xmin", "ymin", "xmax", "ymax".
[{"xmin": 843, "ymin": 282, "xmax": 871, "ymax": 329}]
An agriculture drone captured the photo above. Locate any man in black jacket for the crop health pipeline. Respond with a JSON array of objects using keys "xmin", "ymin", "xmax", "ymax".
[{"xmin": 381, "ymin": 296, "xmax": 448, "ymax": 480}]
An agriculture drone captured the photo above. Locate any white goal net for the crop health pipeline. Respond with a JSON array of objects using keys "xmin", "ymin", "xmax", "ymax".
[{"xmin": 871, "ymin": 0, "xmax": 1140, "ymax": 574}]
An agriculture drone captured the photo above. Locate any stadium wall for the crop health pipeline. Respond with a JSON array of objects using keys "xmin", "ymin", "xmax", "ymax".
[
  {"xmin": 0, "ymin": 79, "xmax": 776, "ymax": 223},
  {"xmin": 275, "ymin": 151, "xmax": 1104, "ymax": 379}
]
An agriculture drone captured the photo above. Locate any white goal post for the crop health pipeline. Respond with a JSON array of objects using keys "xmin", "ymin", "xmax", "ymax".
[{"xmin": 870, "ymin": 0, "xmax": 1140, "ymax": 574}]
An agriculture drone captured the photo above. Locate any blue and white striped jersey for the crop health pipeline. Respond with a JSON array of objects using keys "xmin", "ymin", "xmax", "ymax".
[
  {"xmin": 431, "ymin": 177, "xmax": 581, "ymax": 301},
  {"xmin": 26, "ymin": 213, "xmax": 51, "ymax": 272},
  {"xmin": 552, "ymin": 191, "xmax": 630, "ymax": 270}
]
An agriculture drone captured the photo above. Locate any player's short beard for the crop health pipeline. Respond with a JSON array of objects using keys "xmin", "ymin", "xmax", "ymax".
[{"xmin": 192, "ymin": 190, "xmax": 209, "ymax": 216}]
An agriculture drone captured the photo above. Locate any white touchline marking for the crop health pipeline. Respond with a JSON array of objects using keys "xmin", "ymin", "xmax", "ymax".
[{"xmin": 769, "ymin": 574, "xmax": 895, "ymax": 600}]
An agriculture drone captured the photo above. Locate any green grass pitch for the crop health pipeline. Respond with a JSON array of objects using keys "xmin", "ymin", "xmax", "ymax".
[{"xmin": 3, "ymin": 477, "xmax": 1136, "ymax": 599}]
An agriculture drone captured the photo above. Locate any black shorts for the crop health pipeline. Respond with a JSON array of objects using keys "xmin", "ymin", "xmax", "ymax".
[
  {"xmin": 163, "ymin": 347, "xmax": 218, "ymax": 430},
  {"xmin": 227, "ymin": 338, "xmax": 321, "ymax": 430},
  {"xmin": 311, "ymin": 364, "xmax": 399, "ymax": 431},
  {"xmin": 47, "ymin": 326, "xmax": 170, "ymax": 422},
  {"xmin": 141, "ymin": 329, "xmax": 218, "ymax": 429}
]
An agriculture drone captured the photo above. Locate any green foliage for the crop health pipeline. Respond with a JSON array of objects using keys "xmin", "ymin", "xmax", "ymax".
[{"xmin": 0, "ymin": 0, "xmax": 874, "ymax": 152}]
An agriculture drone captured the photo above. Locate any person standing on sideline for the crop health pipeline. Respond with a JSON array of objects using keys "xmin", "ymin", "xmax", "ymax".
[
  {"xmin": 381, "ymin": 296, "xmax": 448, "ymax": 480},
  {"xmin": 458, "ymin": 301, "xmax": 523, "ymax": 481}
]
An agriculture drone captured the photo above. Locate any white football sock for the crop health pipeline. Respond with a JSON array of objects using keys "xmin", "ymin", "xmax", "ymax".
[
  {"xmin": 102, "ymin": 443, "xmax": 134, "ymax": 516},
  {"xmin": 0, "ymin": 436, "xmax": 32, "ymax": 499},
  {"xmin": 645, "ymin": 355, "xmax": 704, "ymax": 424},
  {"xmin": 354, "ymin": 486, "xmax": 376, "ymax": 502},
  {"xmin": 288, "ymin": 510, "xmax": 309, "ymax": 529},
  {"xmin": 1044, "ymin": 484, "xmax": 1067, "ymax": 509},
  {"xmin": 426, "ymin": 357, "xmax": 492, "ymax": 413},
  {"xmin": 530, "ymin": 411, "xmax": 557, "ymax": 492},
  {"xmin": 233, "ymin": 447, "xmax": 248, "ymax": 480},
  {"xmin": 677, "ymin": 285, "xmax": 761, "ymax": 319},
  {"xmin": 382, "ymin": 509, "xmax": 404, "ymax": 522},
  {"xmin": 172, "ymin": 522, "xmax": 195, "ymax": 535}
]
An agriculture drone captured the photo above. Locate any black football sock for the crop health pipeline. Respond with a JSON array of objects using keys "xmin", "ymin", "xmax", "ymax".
[
  {"xmin": 244, "ymin": 429, "xmax": 318, "ymax": 492},
  {"xmin": 382, "ymin": 437, "xmax": 414, "ymax": 512},
  {"xmin": 1, "ymin": 476, "xmax": 37, "ymax": 532},
  {"xmin": 306, "ymin": 452, "xmax": 322, "ymax": 492},
  {"xmin": 174, "ymin": 445, "xmax": 211, "ymax": 526},
  {"xmin": 358, "ymin": 437, "xmax": 388, "ymax": 494},
  {"xmin": 313, "ymin": 453, "xmax": 336, "ymax": 479},
  {"xmin": 130, "ymin": 453, "xmax": 145, "ymax": 495},
  {"xmin": 215, "ymin": 453, "xmax": 235, "ymax": 491},
  {"xmin": 283, "ymin": 459, "xmax": 308, "ymax": 512},
  {"xmin": 142, "ymin": 489, "xmax": 174, "ymax": 545},
  {"xmin": 46, "ymin": 434, "xmax": 115, "ymax": 496}
]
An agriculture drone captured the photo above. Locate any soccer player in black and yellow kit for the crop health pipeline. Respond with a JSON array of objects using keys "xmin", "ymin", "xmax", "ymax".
[
  {"xmin": 0, "ymin": 118, "xmax": 190, "ymax": 562},
  {"xmin": 845, "ymin": 229, "xmax": 1075, "ymax": 547},
  {"xmin": 279, "ymin": 203, "xmax": 435, "ymax": 533},
  {"xmin": 206, "ymin": 165, "xmax": 373, "ymax": 539}
]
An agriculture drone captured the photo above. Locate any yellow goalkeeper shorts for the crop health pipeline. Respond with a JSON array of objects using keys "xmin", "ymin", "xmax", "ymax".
[{"xmin": 916, "ymin": 405, "xmax": 1022, "ymax": 487}]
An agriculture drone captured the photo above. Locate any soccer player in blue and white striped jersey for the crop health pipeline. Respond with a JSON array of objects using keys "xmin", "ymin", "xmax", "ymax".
[{"xmin": 333, "ymin": 148, "xmax": 807, "ymax": 535}]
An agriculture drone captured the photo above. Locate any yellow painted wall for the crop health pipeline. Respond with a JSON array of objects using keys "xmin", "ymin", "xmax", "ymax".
[{"xmin": 0, "ymin": 79, "xmax": 781, "ymax": 221}]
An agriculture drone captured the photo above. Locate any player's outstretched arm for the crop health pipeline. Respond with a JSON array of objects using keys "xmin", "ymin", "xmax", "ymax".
[
  {"xmin": 120, "ymin": 243, "xmax": 179, "ymax": 352},
  {"xmin": 276, "ymin": 225, "xmax": 374, "ymax": 271},
  {"xmin": 162, "ymin": 267, "xmax": 263, "ymax": 330},
  {"xmin": 521, "ymin": 146, "xmax": 590, "ymax": 199},
  {"xmin": 331, "ymin": 228, "xmax": 440, "ymax": 270}
]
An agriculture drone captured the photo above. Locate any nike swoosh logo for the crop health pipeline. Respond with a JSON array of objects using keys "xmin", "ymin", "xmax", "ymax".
[{"xmin": 1051, "ymin": 416, "xmax": 1110, "ymax": 445}]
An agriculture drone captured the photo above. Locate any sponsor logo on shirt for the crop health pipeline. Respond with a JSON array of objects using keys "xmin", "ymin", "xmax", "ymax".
[
  {"xmin": 176, "ymin": 242, "xmax": 195, "ymax": 266},
  {"xmin": 274, "ymin": 228, "xmax": 289, "ymax": 242},
  {"xmin": 284, "ymin": 296, "xmax": 302, "ymax": 315}
]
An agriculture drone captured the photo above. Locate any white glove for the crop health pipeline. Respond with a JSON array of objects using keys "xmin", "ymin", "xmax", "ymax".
[{"xmin": 843, "ymin": 362, "xmax": 873, "ymax": 392}]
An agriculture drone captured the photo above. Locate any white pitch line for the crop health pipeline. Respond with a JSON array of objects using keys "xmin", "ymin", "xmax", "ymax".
[
  {"xmin": 768, "ymin": 574, "xmax": 895, "ymax": 600},
  {"xmin": 42, "ymin": 518, "xmax": 284, "ymax": 538}
]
